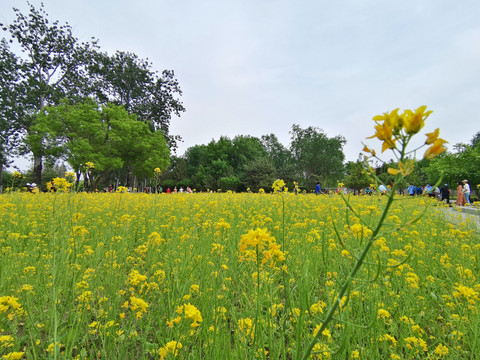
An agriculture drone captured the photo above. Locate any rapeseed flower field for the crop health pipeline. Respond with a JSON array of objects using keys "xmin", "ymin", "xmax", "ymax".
[{"xmin": 1, "ymin": 192, "xmax": 479, "ymax": 359}]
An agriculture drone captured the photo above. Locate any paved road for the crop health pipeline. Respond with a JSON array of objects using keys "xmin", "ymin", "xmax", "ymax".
[{"xmin": 438, "ymin": 205, "xmax": 480, "ymax": 229}]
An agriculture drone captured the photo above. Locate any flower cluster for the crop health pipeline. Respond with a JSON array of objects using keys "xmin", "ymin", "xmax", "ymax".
[
  {"xmin": 151, "ymin": 341, "xmax": 182, "ymax": 359},
  {"xmin": 12, "ymin": 171, "xmax": 22, "ymax": 179},
  {"xmin": 122, "ymin": 296, "xmax": 149, "ymax": 319},
  {"xmin": 64, "ymin": 171, "xmax": 76, "ymax": 183},
  {"xmin": 51, "ymin": 177, "xmax": 73, "ymax": 192},
  {"xmin": 0, "ymin": 296, "xmax": 26, "ymax": 321},
  {"xmin": 238, "ymin": 228, "xmax": 285, "ymax": 268},
  {"xmin": 364, "ymin": 106, "xmax": 447, "ymax": 175},
  {"xmin": 272, "ymin": 179, "xmax": 285, "ymax": 193},
  {"xmin": 176, "ymin": 303, "xmax": 203, "ymax": 328}
]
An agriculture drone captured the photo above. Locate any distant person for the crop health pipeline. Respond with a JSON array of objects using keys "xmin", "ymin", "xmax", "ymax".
[
  {"xmin": 463, "ymin": 180, "xmax": 471, "ymax": 205},
  {"xmin": 166, "ymin": 187, "xmax": 171, "ymax": 194},
  {"xmin": 378, "ymin": 184, "xmax": 387, "ymax": 194},
  {"xmin": 315, "ymin": 183, "xmax": 321, "ymax": 195},
  {"xmin": 408, "ymin": 184, "xmax": 416, "ymax": 196},
  {"xmin": 456, "ymin": 181, "xmax": 466, "ymax": 206},
  {"xmin": 440, "ymin": 184, "xmax": 450, "ymax": 206},
  {"xmin": 424, "ymin": 184, "xmax": 434, "ymax": 197},
  {"xmin": 26, "ymin": 183, "xmax": 37, "ymax": 193}
]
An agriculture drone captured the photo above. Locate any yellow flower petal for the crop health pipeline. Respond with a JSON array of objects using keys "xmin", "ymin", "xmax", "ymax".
[
  {"xmin": 425, "ymin": 128, "xmax": 440, "ymax": 145},
  {"xmin": 388, "ymin": 167, "xmax": 400, "ymax": 175}
]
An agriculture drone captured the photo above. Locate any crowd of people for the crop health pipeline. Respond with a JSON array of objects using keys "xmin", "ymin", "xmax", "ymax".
[{"xmin": 407, "ymin": 180, "xmax": 472, "ymax": 206}]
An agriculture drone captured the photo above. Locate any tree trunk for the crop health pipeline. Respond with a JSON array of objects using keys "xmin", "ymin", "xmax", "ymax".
[
  {"xmin": 0, "ymin": 162, "xmax": 3, "ymax": 194},
  {"xmin": 33, "ymin": 153, "xmax": 43, "ymax": 188},
  {"xmin": 126, "ymin": 166, "xmax": 133, "ymax": 190},
  {"xmin": 33, "ymin": 96, "xmax": 45, "ymax": 188}
]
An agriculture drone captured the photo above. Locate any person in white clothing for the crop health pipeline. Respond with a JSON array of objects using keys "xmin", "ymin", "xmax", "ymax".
[{"xmin": 463, "ymin": 180, "xmax": 471, "ymax": 204}]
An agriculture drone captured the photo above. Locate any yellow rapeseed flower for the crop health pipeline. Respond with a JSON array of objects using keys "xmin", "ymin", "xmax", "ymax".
[
  {"xmin": 402, "ymin": 105, "xmax": 432, "ymax": 135},
  {"xmin": 423, "ymin": 138, "xmax": 448, "ymax": 159},
  {"xmin": 2, "ymin": 352, "xmax": 25, "ymax": 360}
]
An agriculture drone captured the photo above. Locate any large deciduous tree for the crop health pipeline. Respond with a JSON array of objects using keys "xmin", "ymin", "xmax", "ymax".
[
  {"xmin": 242, "ymin": 157, "xmax": 276, "ymax": 191},
  {"xmin": 1, "ymin": 3, "xmax": 98, "ymax": 185},
  {"xmin": 1, "ymin": 4, "xmax": 185, "ymax": 188},
  {"xmin": 343, "ymin": 160, "xmax": 372, "ymax": 194},
  {"xmin": 28, "ymin": 100, "xmax": 170, "ymax": 190},
  {"xmin": 289, "ymin": 124, "xmax": 346, "ymax": 187},
  {"xmin": 0, "ymin": 39, "xmax": 22, "ymax": 192},
  {"xmin": 261, "ymin": 134, "xmax": 296, "ymax": 183},
  {"xmin": 88, "ymin": 51, "xmax": 185, "ymax": 150}
]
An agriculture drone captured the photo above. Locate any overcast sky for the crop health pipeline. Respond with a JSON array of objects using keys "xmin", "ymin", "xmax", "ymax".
[{"xmin": 2, "ymin": 0, "xmax": 479, "ymax": 170}]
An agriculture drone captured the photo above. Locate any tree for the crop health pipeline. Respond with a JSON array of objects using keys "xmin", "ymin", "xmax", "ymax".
[
  {"xmin": 219, "ymin": 175, "xmax": 242, "ymax": 192},
  {"xmin": 29, "ymin": 100, "xmax": 170, "ymax": 190},
  {"xmin": 88, "ymin": 51, "xmax": 185, "ymax": 150},
  {"xmin": 231, "ymin": 135, "xmax": 267, "ymax": 170},
  {"xmin": 0, "ymin": 39, "xmax": 22, "ymax": 192},
  {"xmin": 242, "ymin": 157, "xmax": 276, "ymax": 191},
  {"xmin": 261, "ymin": 134, "xmax": 295, "ymax": 182},
  {"xmin": 1, "ymin": 3, "xmax": 98, "ymax": 185},
  {"xmin": 471, "ymin": 131, "xmax": 480, "ymax": 148},
  {"xmin": 289, "ymin": 124, "xmax": 346, "ymax": 187},
  {"xmin": 423, "ymin": 137, "xmax": 480, "ymax": 197},
  {"xmin": 343, "ymin": 160, "xmax": 371, "ymax": 194}
]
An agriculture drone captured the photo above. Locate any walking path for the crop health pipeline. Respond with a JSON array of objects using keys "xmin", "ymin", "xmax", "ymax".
[{"xmin": 437, "ymin": 204, "xmax": 480, "ymax": 229}]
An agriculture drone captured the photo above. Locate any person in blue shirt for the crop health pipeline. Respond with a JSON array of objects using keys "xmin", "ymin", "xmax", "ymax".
[
  {"xmin": 424, "ymin": 184, "xmax": 434, "ymax": 197},
  {"xmin": 315, "ymin": 183, "xmax": 321, "ymax": 195},
  {"xmin": 378, "ymin": 184, "xmax": 388, "ymax": 194},
  {"xmin": 408, "ymin": 184, "xmax": 416, "ymax": 196}
]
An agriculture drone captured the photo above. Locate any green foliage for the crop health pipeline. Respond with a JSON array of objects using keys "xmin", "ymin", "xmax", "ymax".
[
  {"xmin": 1, "ymin": 3, "xmax": 98, "ymax": 185},
  {"xmin": 261, "ymin": 134, "xmax": 296, "ymax": 182},
  {"xmin": 28, "ymin": 100, "xmax": 170, "ymax": 189},
  {"xmin": 1, "ymin": 3, "xmax": 184, "ymax": 186},
  {"xmin": 242, "ymin": 157, "xmax": 276, "ymax": 191},
  {"xmin": 219, "ymin": 175, "xmax": 242, "ymax": 191},
  {"xmin": 422, "ymin": 135, "xmax": 480, "ymax": 195},
  {"xmin": 0, "ymin": 39, "xmax": 22, "ymax": 170},
  {"xmin": 171, "ymin": 127, "xmax": 348, "ymax": 192},
  {"xmin": 289, "ymin": 124, "xmax": 346, "ymax": 187},
  {"xmin": 88, "ymin": 51, "xmax": 185, "ymax": 150},
  {"xmin": 343, "ymin": 160, "xmax": 371, "ymax": 194}
]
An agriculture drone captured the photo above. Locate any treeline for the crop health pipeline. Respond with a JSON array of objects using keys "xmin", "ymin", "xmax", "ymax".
[
  {"xmin": 0, "ymin": 3, "xmax": 184, "ymax": 191},
  {"xmin": 158, "ymin": 125, "xmax": 346, "ymax": 192}
]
